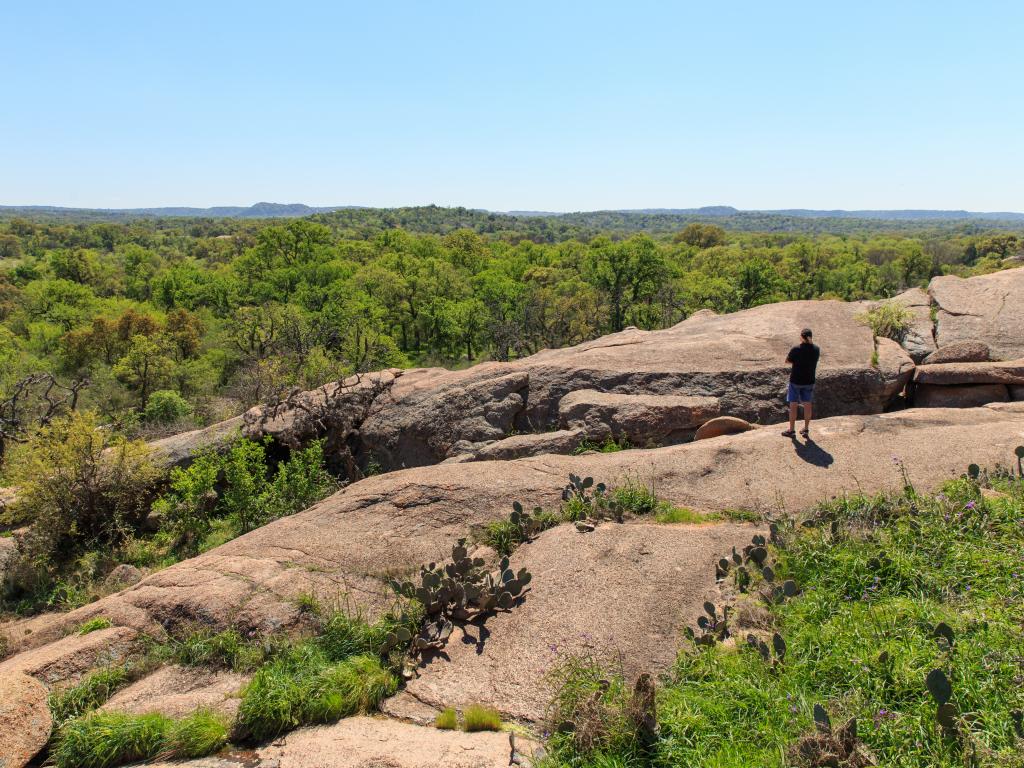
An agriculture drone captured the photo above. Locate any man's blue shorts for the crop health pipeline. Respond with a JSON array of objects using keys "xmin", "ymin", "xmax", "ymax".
[{"xmin": 787, "ymin": 383, "xmax": 814, "ymax": 403}]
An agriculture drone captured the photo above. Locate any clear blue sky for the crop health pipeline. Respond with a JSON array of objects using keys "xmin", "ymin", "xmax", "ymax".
[{"xmin": 3, "ymin": 1, "xmax": 1022, "ymax": 212}]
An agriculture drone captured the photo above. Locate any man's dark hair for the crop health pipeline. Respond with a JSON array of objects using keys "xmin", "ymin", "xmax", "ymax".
[{"xmin": 801, "ymin": 328, "xmax": 813, "ymax": 340}]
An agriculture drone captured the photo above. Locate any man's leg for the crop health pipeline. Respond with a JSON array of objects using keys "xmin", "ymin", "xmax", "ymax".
[
  {"xmin": 788, "ymin": 402, "xmax": 798, "ymax": 433},
  {"xmin": 803, "ymin": 401, "xmax": 812, "ymax": 432}
]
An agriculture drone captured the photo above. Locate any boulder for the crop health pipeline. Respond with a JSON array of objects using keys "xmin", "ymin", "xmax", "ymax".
[
  {"xmin": 923, "ymin": 340, "xmax": 991, "ymax": 364},
  {"xmin": 879, "ymin": 287, "xmax": 937, "ymax": 362},
  {"xmin": 0, "ymin": 672, "xmax": 51, "ymax": 768},
  {"xmin": 914, "ymin": 384, "xmax": 1009, "ymax": 409},
  {"xmin": 5, "ymin": 404, "xmax": 1024, "ymax": 667},
  {"xmin": 913, "ymin": 360, "xmax": 1024, "ymax": 386},
  {"xmin": 694, "ymin": 416, "xmax": 756, "ymax": 441},
  {"xmin": 149, "ymin": 415, "xmax": 244, "ymax": 469},
  {"xmin": 557, "ymin": 390, "xmax": 720, "ymax": 445},
  {"xmin": 930, "ymin": 266, "xmax": 1024, "ymax": 361},
  {"xmin": 469, "ymin": 428, "xmax": 587, "ymax": 461},
  {"xmin": 104, "ymin": 563, "xmax": 143, "ymax": 588},
  {"xmin": 242, "ymin": 300, "xmax": 914, "ymax": 474}
]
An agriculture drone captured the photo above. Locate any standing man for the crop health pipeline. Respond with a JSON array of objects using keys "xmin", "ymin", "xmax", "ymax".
[{"xmin": 783, "ymin": 328, "xmax": 820, "ymax": 438}]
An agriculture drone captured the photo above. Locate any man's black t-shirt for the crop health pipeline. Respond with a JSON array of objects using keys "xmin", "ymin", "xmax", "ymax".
[{"xmin": 787, "ymin": 342, "xmax": 820, "ymax": 385}]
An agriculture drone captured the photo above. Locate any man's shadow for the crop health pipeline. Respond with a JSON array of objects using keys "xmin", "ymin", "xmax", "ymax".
[{"xmin": 791, "ymin": 436, "xmax": 834, "ymax": 467}]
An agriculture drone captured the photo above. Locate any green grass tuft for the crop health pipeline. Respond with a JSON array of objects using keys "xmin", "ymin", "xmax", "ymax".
[
  {"xmin": 161, "ymin": 709, "xmax": 228, "ymax": 759},
  {"xmin": 462, "ymin": 703, "xmax": 503, "ymax": 732},
  {"xmin": 49, "ymin": 667, "xmax": 130, "ymax": 725},
  {"xmin": 653, "ymin": 505, "xmax": 704, "ymax": 524},
  {"xmin": 51, "ymin": 711, "xmax": 170, "ymax": 768},
  {"xmin": 434, "ymin": 707, "xmax": 459, "ymax": 730},
  {"xmin": 573, "ymin": 436, "xmax": 631, "ymax": 455},
  {"xmin": 76, "ymin": 617, "xmax": 113, "ymax": 635},
  {"xmin": 236, "ymin": 645, "xmax": 397, "ymax": 741}
]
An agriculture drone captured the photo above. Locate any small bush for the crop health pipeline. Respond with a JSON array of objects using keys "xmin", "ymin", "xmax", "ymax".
[
  {"xmin": 5, "ymin": 412, "xmax": 161, "ymax": 567},
  {"xmin": 435, "ymin": 707, "xmax": 459, "ymax": 729},
  {"xmin": 858, "ymin": 302, "xmax": 913, "ymax": 341},
  {"xmin": 77, "ymin": 617, "xmax": 112, "ymax": 635},
  {"xmin": 483, "ymin": 509, "xmax": 559, "ymax": 556},
  {"xmin": 142, "ymin": 389, "xmax": 191, "ymax": 424},
  {"xmin": 462, "ymin": 703, "xmax": 503, "ymax": 732},
  {"xmin": 49, "ymin": 667, "xmax": 130, "ymax": 725}
]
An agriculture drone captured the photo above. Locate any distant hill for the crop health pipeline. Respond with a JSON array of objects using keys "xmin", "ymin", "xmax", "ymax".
[
  {"xmin": 0, "ymin": 202, "xmax": 358, "ymax": 221},
  {"xmin": 3, "ymin": 202, "xmax": 1024, "ymax": 235}
]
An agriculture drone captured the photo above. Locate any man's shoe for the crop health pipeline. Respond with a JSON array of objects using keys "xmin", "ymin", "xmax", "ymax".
[
  {"xmin": 800, "ymin": 428, "xmax": 810, "ymax": 437},
  {"xmin": 781, "ymin": 429, "xmax": 796, "ymax": 437}
]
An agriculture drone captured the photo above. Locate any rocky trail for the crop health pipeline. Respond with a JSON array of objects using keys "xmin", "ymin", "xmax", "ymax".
[{"xmin": 2, "ymin": 268, "xmax": 1024, "ymax": 768}]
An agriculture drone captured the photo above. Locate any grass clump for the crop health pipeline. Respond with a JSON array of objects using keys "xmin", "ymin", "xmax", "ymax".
[
  {"xmin": 50, "ymin": 710, "xmax": 228, "ymax": 768},
  {"xmin": 652, "ymin": 505, "xmax": 703, "ymax": 524},
  {"xmin": 161, "ymin": 709, "xmax": 229, "ymax": 758},
  {"xmin": 235, "ymin": 647, "xmax": 397, "ymax": 741},
  {"xmin": 462, "ymin": 703, "xmax": 503, "ymax": 732},
  {"xmin": 51, "ymin": 712, "xmax": 170, "ymax": 768},
  {"xmin": 76, "ymin": 617, "xmax": 113, "ymax": 635},
  {"xmin": 542, "ymin": 471, "xmax": 1024, "ymax": 767},
  {"xmin": 483, "ymin": 509, "xmax": 560, "ymax": 556},
  {"xmin": 858, "ymin": 301, "xmax": 913, "ymax": 341},
  {"xmin": 434, "ymin": 707, "xmax": 459, "ymax": 729},
  {"xmin": 49, "ymin": 666, "xmax": 130, "ymax": 725},
  {"xmin": 161, "ymin": 627, "xmax": 270, "ymax": 673}
]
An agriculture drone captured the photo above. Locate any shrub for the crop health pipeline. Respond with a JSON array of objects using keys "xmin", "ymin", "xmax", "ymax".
[
  {"xmin": 462, "ymin": 704, "xmax": 503, "ymax": 732},
  {"xmin": 155, "ymin": 437, "xmax": 336, "ymax": 551},
  {"xmin": 142, "ymin": 389, "xmax": 191, "ymax": 424},
  {"xmin": 434, "ymin": 707, "xmax": 459, "ymax": 729},
  {"xmin": 858, "ymin": 302, "xmax": 913, "ymax": 341},
  {"xmin": 5, "ymin": 412, "xmax": 161, "ymax": 567}
]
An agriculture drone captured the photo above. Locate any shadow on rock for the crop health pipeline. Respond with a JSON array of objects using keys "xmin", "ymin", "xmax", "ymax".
[{"xmin": 794, "ymin": 437, "xmax": 834, "ymax": 467}]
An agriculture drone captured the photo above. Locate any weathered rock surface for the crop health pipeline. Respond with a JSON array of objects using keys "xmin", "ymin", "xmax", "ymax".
[
  {"xmin": 881, "ymin": 287, "xmax": 937, "ymax": 362},
  {"xmin": 243, "ymin": 300, "xmax": 914, "ymax": 472},
  {"xmin": 1011, "ymin": 385, "xmax": 1024, "ymax": 401},
  {"xmin": 100, "ymin": 664, "xmax": 247, "ymax": 720},
  {"xmin": 387, "ymin": 521, "xmax": 751, "ymax": 723},
  {"xmin": 149, "ymin": 415, "xmax": 244, "ymax": 468},
  {"xmin": 930, "ymin": 266, "xmax": 1024, "ymax": 360},
  {"xmin": 5, "ymin": 404, "xmax": 1024, "ymax": 667},
  {"xmin": 468, "ymin": 428, "xmax": 587, "ymax": 462},
  {"xmin": 558, "ymin": 389, "xmax": 720, "ymax": 445},
  {"xmin": 922, "ymin": 340, "xmax": 991, "ymax": 364},
  {"xmin": 104, "ymin": 563, "xmax": 144, "ymax": 588},
  {"xmin": 149, "ymin": 716, "xmax": 527, "ymax": 768},
  {"xmin": 0, "ymin": 672, "xmax": 50, "ymax": 768},
  {"xmin": 694, "ymin": 415, "xmax": 757, "ymax": 441},
  {"xmin": 914, "ymin": 360, "xmax": 1024, "ymax": 386},
  {"xmin": 0, "ymin": 625, "xmax": 138, "ymax": 685},
  {"xmin": 914, "ymin": 384, "xmax": 1009, "ymax": 409}
]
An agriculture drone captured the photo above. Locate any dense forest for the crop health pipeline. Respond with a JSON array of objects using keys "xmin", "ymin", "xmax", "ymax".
[{"xmin": 0, "ymin": 206, "xmax": 1021, "ymax": 449}]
